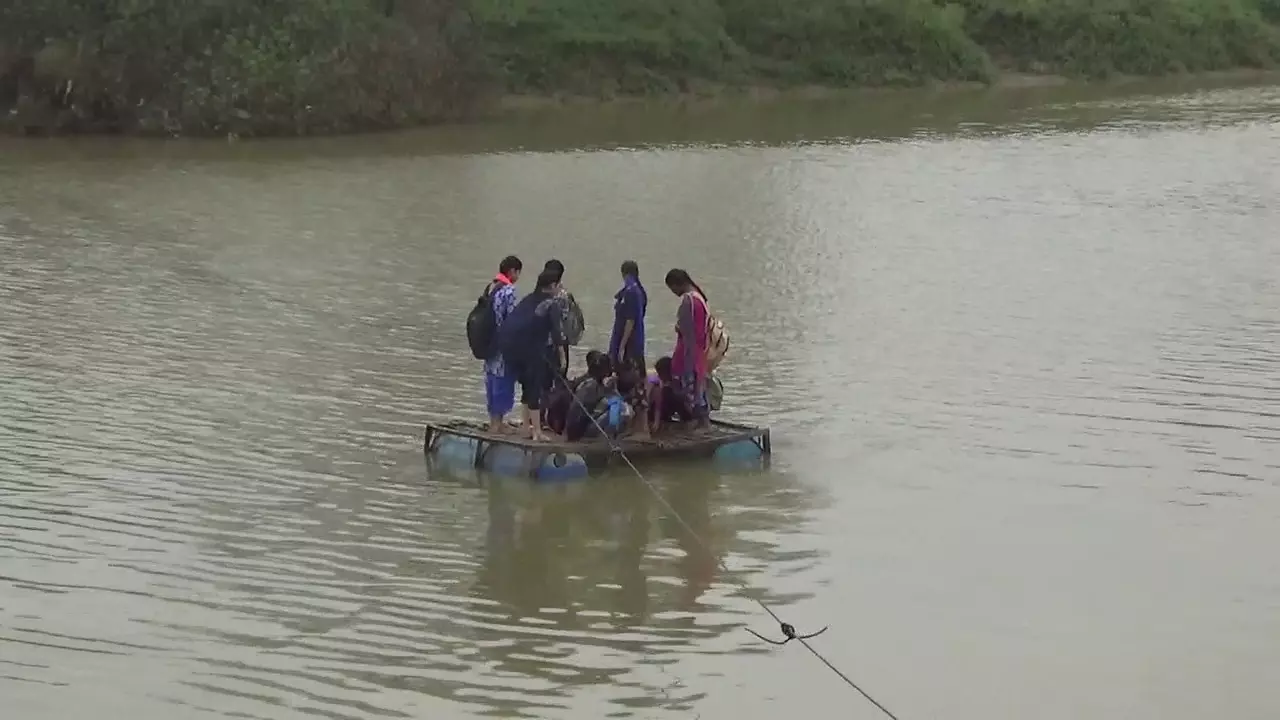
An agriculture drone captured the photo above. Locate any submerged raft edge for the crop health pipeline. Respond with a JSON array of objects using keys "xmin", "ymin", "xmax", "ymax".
[{"xmin": 424, "ymin": 418, "xmax": 771, "ymax": 480}]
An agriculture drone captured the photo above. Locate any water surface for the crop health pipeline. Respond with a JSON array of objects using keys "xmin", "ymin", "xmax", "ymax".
[{"xmin": 2, "ymin": 78, "xmax": 1279, "ymax": 720}]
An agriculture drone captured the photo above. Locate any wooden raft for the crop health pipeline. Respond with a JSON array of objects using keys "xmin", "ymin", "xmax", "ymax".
[{"xmin": 424, "ymin": 417, "xmax": 771, "ymax": 466}]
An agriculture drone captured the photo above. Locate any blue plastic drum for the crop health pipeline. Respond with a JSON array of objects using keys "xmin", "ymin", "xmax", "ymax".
[
  {"xmin": 531, "ymin": 451, "xmax": 590, "ymax": 482},
  {"xmin": 429, "ymin": 434, "xmax": 589, "ymax": 481},
  {"xmin": 712, "ymin": 438, "xmax": 766, "ymax": 469},
  {"xmin": 432, "ymin": 435, "xmax": 480, "ymax": 471}
]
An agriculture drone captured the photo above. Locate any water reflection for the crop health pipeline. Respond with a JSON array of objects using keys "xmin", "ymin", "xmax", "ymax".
[
  {"xmin": 477, "ymin": 478, "xmax": 656, "ymax": 620},
  {"xmin": 4, "ymin": 78, "xmax": 1280, "ymax": 720},
  {"xmin": 454, "ymin": 465, "xmax": 822, "ymax": 717}
]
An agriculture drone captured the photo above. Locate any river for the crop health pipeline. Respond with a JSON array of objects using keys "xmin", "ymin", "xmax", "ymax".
[{"xmin": 2, "ymin": 76, "xmax": 1279, "ymax": 720}]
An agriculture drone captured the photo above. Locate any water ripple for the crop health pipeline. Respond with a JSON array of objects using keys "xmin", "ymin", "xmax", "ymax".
[{"xmin": 3, "ymin": 82, "xmax": 1280, "ymax": 720}]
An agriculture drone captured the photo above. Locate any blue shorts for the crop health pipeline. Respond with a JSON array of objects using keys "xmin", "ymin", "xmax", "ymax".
[{"xmin": 484, "ymin": 372, "xmax": 516, "ymax": 417}]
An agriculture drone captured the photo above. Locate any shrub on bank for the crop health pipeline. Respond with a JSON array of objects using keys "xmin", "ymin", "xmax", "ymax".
[
  {"xmin": 474, "ymin": 0, "xmax": 1280, "ymax": 94},
  {"xmin": 473, "ymin": 0, "xmax": 995, "ymax": 93},
  {"xmin": 471, "ymin": 0, "xmax": 745, "ymax": 94},
  {"xmin": 3, "ymin": 0, "xmax": 1279, "ymax": 135},
  {"xmin": 958, "ymin": 0, "xmax": 1280, "ymax": 76},
  {"xmin": 718, "ymin": 0, "xmax": 993, "ymax": 85},
  {"xmin": 0, "ymin": 0, "xmax": 481, "ymax": 135}
]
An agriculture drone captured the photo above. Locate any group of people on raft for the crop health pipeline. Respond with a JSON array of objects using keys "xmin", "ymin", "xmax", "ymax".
[{"xmin": 474, "ymin": 256, "xmax": 728, "ymax": 442}]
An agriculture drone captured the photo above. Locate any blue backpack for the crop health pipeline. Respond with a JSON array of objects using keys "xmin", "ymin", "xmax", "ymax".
[{"xmin": 601, "ymin": 394, "xmax": 632, "ymax": 437}]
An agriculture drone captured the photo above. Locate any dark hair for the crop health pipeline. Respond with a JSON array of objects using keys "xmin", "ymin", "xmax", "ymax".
[
  {"xmin": 499, "ymin": 255, "xmax": 522, "ymax": 275},
  {"xmin": 654, "ymin": 356, "xmax": 673, "ymax": 380},
  {"xmin": 616, "ymin": 374, "xmax": 638, "ymax": 396},
  {"xmin": 621, "ymin": 260, "xmax": 639, "ymax": 277},
  {"xmin": 664, "ymin": 268, "xmax": 706, "ymax": 300},
  {"xmin": 585, "ymin": 351, "xmax": 613, "ymax": 382},
  {"xmin": 544, "ymin": 259, "xmax": 565, "ymax": 283},
  {"xmin": 535, "ymin": 269, "xmax": 559, "ymax": 290},
  {"xmin": 614, "ymin": 358, "xmax": 644, "ymax": 395}
]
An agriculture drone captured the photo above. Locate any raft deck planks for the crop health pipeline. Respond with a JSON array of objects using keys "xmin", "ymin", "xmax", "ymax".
[{"xmin": 424, "ymin": 418, "xmax": 771, "ymax": 467}]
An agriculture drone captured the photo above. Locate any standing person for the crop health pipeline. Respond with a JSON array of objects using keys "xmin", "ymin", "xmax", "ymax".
[
  {"xmin": 497, "ymin": 270, "xmax": 565, "ymax": 441},
  {"xmin": 609, "ymin": 260, "xmax": 648, "ymax": 371},
  {"xmin": 479, "ymin": 255, "xmax": 522, "ymax": 433},
  {"xmin": 541, "ymin": 259, "xmax": 585, "ymax": 392},
  {"xmin": 664, "ymin": 268, "xmax": 712, "ymax": 429}
]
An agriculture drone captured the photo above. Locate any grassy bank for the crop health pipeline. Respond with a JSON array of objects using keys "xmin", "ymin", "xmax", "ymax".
[
  {"xmin": 478, "ymin": 0, "xmax": 1280, "ymax": 93},
  {"xmin": 0, "ymin": 0, "xmax": 485, "ymax": 136},
  {"xmin": 4, "ymin": 0, "xmax": 1280, "ymax": 136}
]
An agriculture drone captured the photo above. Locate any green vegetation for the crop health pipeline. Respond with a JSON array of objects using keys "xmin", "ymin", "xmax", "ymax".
[
  {"xmin": 477, "ymin": 0, "xmax": 1280, "ymax": 92},
  {"xmin": 3, "ymin": 0, "xmax": 1280, "ymax": 136},
  {"xmin": 956, "ymin": 0, "xmax": 1280, "ymax": 76},
  {"xmin": 0, "ymin": 0, "xmax": 484, "ymax": 135}
]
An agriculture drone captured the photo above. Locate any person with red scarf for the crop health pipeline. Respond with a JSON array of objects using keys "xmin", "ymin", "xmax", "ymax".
[{"xmin": 484, "ymin": 255, "xmax": 522, "ymax": 433}]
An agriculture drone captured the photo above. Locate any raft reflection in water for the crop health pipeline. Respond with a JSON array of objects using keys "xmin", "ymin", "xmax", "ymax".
[
  {"xmin": 474, "ymin": 471, "xmax": 718, "ymax": 625},
  {"xmin": 453, "ymin": 465, "xmax": 798, "ymax": 716}
]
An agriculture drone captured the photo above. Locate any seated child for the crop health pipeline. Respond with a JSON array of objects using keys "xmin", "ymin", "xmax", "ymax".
[
  {"xmin": 563, "ymin": 352, "xmax": 616, "ymax": 441},
  {"xmin": 614, "ymin": 357, "xmax": 651, "ymax": 439},
  {"xmin": 546, "ymin": 350, "xmax": 611, "ymax": 436},
  {"xmin": 647, "ymin": 356, "xmax": 693, "ymax": 434},
  {"xmin": 586, "ymin": 373, "xmax": 637, "ymax": 440}
]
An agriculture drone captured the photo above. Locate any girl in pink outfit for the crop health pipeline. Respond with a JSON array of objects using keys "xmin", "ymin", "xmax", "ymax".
[{"xmin": 664, "ymin": 268, "xmax": 711, "ymax": 428}]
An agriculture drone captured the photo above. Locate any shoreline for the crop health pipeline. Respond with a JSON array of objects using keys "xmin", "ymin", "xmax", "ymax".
[
  {"xmin": 6, "ymin": 0, "xmax": 1279, "ymax": 139},
  {"xmin": 492, "ymin": 68, "xmax": 1280, "ymax": 114},
  {"xmin": 4, "ymin": 68, "xmax": 1279, "ymax": 140}
]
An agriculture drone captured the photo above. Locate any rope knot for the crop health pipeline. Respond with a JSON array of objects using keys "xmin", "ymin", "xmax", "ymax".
[{"xmin": 746, "ymin": 622, "xmax": 828, "ymax": 646}]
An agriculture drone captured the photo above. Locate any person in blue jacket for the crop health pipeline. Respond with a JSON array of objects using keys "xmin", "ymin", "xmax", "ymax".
[
  {"xmin": 496, "ymin": 269, "xmax": 565, "ymax": 441},
  {"xmin": 609, "ymin": 260, "xmax": 648, "ymax": 371}
]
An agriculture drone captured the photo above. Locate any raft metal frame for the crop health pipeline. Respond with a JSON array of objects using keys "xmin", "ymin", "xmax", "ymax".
[{"xmin": 424, "ymin": 418, "xmax": 771, "ymax": 476}]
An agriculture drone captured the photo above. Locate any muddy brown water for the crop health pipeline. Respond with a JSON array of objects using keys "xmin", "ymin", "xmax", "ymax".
[{"xmin": 2, "ymin": 76, "xmax": 1279, "ymax": 719}]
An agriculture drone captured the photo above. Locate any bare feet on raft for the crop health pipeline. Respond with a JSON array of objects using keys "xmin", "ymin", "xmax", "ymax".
[{"xmin": 489, "ymin": 421, "xmax": 519, "ymax": 435}]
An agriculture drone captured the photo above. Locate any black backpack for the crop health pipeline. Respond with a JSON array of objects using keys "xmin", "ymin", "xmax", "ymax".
[{"xmin": 466, "ymin": 283, "xmax": 497, "ymax": 360}]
